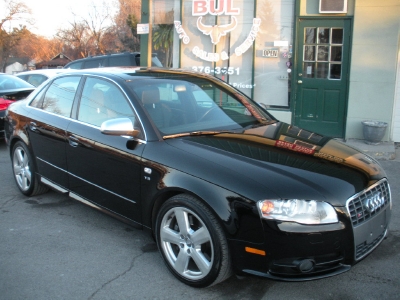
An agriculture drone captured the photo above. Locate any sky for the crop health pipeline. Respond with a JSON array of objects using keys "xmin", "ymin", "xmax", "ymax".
[{"xmin": 1, "ymin": 0, "xmax": 115, "ymax": 38}]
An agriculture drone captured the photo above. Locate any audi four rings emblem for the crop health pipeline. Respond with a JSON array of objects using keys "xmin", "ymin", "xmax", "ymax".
[{"xmin": 364, "ymin": 192, "xmax": 385, "ymax": 213}]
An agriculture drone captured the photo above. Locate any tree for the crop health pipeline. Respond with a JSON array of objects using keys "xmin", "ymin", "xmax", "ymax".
[
  {"xmin": 153, "ymin": 24, "xmax": 174, "ymax": 67},
  {"xmin": 0, "ymin": 0, "xmax": 32, "ymax": 72},
  {"xmin": 113, "ymin": 0, "xmax": 141, "ymax": 52},
  {"xmin": 55, "ymin": 0, "xmax": 115, "ymax": 58}
]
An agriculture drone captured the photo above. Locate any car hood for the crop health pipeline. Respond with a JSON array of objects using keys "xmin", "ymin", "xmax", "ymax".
[{"xmin": 163, "ymin": 122, "xmax": 386, "ymax": 206}]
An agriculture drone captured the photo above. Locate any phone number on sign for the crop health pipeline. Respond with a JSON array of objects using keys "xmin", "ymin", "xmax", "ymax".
[{"xmin": 192, "ymin": 66, "xmax": 240, "ymax": 75}]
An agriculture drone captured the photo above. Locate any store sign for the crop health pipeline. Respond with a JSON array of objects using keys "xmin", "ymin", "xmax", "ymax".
[
  {"xmin": 262, "ymin": 49, "xmax": 279, "ymax": 58},
  {"xmin": 137, "ymin": 24, "xmax": 149, "ymax": 35},
  {"xmin": 174, "ymin": 0, "xmax": 261, "ymax": 62}
]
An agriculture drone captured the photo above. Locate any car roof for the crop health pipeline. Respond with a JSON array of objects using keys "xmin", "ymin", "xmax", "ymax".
[
  {"xmin": 53, "ymin": 67, "xmax": 219, "ymax": 81},
  {"xmin": 16, "ymin": 69, "xmax": 71, "ymax": 76}
]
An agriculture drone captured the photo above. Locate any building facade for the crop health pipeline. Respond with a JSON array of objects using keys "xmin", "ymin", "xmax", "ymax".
[{"xmin": 140, "ymin": 0, "xmax": 400, "ymax": 142}]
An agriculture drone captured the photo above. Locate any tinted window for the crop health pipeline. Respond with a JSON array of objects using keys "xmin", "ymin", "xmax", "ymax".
[
  {"xmin": 65, "ymin": 61, "xmax": 83, "ymax": 69},
  {"xmin": 109, "ymin": 55, "xmax": 134, "ymax": 66},
  {"xmin": 78, "ymin": 77, "xmax": 137, "ymax": 127},
  {"xmin": 27, "ymin": 74, "xmax": 48, "ymax": 87},
  {"xmin": 84, "ymin": 58, "xmax": 105, "ymax": 68},
  {"xmin": 128, "ymin": 76, "xmax": 273, "ymax": 134},
  {"xmin": 40, "ymin": 76, "xmax": 80, "ymax": 117}
]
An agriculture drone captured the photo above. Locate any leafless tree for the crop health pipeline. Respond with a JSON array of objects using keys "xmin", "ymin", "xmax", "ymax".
[{"xmin": 0, "ymin": 0, "xmax": 33, "ymax": 71}]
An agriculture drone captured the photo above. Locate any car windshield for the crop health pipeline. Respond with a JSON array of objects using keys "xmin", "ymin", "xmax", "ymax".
[
  {"xmin": 0, "ymin": 74, "xmax": 34, "ymax": 90},
  {"xmin": 128, "ymin": 75, "xmax": 275, "ymax": 136}
]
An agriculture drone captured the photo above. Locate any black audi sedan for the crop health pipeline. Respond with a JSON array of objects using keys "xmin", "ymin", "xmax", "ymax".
[{"xmin": 4, "ymin": 67, "xmax": 392, "ymax": 287}]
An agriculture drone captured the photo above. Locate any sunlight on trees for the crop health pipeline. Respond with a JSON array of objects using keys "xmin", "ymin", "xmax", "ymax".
[{"xmin": 0, "ymin": 0, "xmax": 177, "ymax": 71}]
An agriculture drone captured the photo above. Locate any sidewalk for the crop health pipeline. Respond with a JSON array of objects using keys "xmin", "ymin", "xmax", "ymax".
[{"xmin": 341, "ymin": 139, "xmax": 399, "ymax": 161}]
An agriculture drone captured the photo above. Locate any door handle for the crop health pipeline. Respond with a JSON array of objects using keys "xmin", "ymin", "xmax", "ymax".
[
  {"xmin": 68, "ymin": 136, "xmax": 80, "ymax": 147},
  {"xmin": 29, "ymin": 122, "xmax": 39, "ymax": 132},
  {"xmin": 298, "ymin": 80, "xmax": 303, "ymax": 84}
]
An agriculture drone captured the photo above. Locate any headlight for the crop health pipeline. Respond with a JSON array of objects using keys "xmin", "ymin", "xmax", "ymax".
[{"xmin": 257, "ymin": 199, "xmax": 338, "ymax": 225}]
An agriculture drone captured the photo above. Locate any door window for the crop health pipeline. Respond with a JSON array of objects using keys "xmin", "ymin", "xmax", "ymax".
[
  {"xmin": 40, "ymin": 76, "xmax": 81, "ymax": 117},
  {"xmin": 303, "ymin": 27, "xmax": 343, "ymax": 80},
  {"xmin": 78, "ymin": 77, "xmax": 137, "ymax": 128}
]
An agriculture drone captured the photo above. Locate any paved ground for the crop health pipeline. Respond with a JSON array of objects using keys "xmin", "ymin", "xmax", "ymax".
[{"xmin": 1, "ymin": 139, "xmax": 399, "ymax": 300}]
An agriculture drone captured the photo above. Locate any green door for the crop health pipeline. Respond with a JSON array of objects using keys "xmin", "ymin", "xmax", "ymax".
[{"xmin": 294, "ymin": 19, "xmax": 351, "ymax": 138}]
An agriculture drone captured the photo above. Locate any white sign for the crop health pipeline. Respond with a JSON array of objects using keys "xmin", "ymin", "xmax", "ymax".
[
  {"xmin": 274, "ymin": 41, "xmax": 289, "ymax": 47},
  {"xmin": 137, "ymin": 24, "xmax": 149, "ymax": 35}
]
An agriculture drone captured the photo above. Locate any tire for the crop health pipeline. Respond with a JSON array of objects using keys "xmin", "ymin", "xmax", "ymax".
[
  {"xmin": 155, "ymin": 194, "xmax": 232, "ymax": 287},
  {"xmin": 11, "ymin": 141, "xmax": 49, "ymax": 196}
]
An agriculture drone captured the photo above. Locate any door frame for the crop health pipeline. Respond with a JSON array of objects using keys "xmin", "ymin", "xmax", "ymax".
[{"xmin": 291, "ymin": 15, "xmax": 353, "ymax": 138}]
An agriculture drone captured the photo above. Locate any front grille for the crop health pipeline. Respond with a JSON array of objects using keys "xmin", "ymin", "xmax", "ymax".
[
  {"xmin": 355, "ymin": 230, "xmax": 386, "ymax": 259},
  {"xmin": 347, "ymin": 179, "xmax": 391, "ymax": 227}
]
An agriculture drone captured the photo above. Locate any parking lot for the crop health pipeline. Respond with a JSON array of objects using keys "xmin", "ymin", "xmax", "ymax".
[{"xmin": 1, "ymin": 140, "xmax": 399, "ymax": 300}]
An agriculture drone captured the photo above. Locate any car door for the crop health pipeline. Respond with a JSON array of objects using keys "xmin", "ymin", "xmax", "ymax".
[
  {"xmin": 28, "ymin": 75, "xmax": 82, "ymax": 188},
  {"xmin": 66, "ymin": 76, "xmax": 145, "ymax": 222}
]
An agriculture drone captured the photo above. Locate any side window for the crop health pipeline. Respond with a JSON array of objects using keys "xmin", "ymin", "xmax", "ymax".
[
  {"xmin": 78, "ymin": 77, "xmax": 137, "ymax": 128},
  {"xmin": 40, "ymin": 76, "xmax": 80, "ymax": 117},
  {"xmin": 109, "ymin": 55, "xmax": 132, "ymax": 67},
  {"xmin": 66, "ymin": 61, "xmax": 83, "ymax": 69},
  {"xmin": 84, "ymin": 58, "xmax": 105, "ymax": 68},
  {"xmin": 27, "ymin": 74, "xmax": 47, "ymax": 87}
]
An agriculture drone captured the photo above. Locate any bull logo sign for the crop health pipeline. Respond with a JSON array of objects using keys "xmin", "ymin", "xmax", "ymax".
[{"xmin": 174, "ymin": 0, "xmax": 261, "ymax": 62}]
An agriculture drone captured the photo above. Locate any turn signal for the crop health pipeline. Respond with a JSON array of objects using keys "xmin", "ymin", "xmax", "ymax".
[
  {"xmin": 260, "ymin": 200, "xmax": 274, "ymax": 214},
  {"xmin": 245, "ymin": 247, "xmax": 266, "ymax": 256}
]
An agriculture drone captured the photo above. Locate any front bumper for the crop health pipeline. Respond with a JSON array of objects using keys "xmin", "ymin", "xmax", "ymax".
[{"xmin": 231, "ymin": 179, "xmax": 392, "ymax": 281}]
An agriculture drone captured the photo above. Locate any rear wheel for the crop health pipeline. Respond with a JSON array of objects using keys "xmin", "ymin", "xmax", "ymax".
[
  {"xmin": 12, "ymin": 141, "xmax": 48, "ymax": 196},
  {"xmin": 155, "ymin": 194, "xmax": 232, "ymax": 287}
]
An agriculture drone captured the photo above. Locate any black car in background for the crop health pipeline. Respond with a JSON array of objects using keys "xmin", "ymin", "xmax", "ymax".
[
  {"xmin": 4, "ymin": 67, "xmax": 392, "ymax": 287},
  {"xmin": 64, "ymin": 52, "xmax": 163, "ymax": 69},
  {"xmin": 0, "ymin": 74, "xmax": 35, "ymax": 139}
]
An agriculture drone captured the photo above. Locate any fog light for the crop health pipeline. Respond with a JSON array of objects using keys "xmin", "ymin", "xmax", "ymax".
[{"xmin": 294, "ymin": 259, "xmax": 315, "ymax": 273}]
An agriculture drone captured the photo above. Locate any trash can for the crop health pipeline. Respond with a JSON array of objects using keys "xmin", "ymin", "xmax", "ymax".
[{"xmin": 361, "ymin": 121, "xmax": 388, "ymax": 145}]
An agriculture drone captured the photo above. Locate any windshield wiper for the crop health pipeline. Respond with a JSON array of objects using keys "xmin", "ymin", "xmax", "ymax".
[
  {"xmin": 243, "ymin": 120, "xmax": 278, "ymax": 129},
  {"xmin": 163, "ymin": 130, "xmax": 234, "ymax": 140}
]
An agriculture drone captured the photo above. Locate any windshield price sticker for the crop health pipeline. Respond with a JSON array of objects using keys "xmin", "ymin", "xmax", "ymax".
[{"xmin": 275, "ymin": 140, "xmax": 315, "ymax": 155}]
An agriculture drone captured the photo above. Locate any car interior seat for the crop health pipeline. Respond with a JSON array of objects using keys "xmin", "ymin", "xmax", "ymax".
[{"xmin": 141, "ymin": 86, "xmax": 171, "ymax": 129}]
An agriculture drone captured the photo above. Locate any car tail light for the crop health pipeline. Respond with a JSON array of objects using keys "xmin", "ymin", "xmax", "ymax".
[{"xmin": 0, "ymin": 98, "xmax": 14, "ymax": 111}]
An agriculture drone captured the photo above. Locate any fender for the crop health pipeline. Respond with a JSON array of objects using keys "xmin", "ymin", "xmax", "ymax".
[{"xmin": 140, "ymin": 160, "xmax": 265, "ymax": 243}]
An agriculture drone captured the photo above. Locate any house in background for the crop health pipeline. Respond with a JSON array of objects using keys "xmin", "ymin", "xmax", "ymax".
[
  {"xmin": 36, "ymin": 53, "xmax": 72, "ymax": 69},
  {"xmin": 4, "ymin": 57, "xmax": 31, "ymax": 74}
]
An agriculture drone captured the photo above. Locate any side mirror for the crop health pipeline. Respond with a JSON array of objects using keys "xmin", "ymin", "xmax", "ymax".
[{"xmin": 100, "ymin": 118, "xmax": 140, "ymax": 137}]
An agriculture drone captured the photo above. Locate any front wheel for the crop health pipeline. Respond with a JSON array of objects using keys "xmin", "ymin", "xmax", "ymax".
[
  {"xmin": 11, "ymin": 141, "xmax": 48, "ymax": 196},
  {"xmin": 155, "ymin": 194, "xmax": 232, "ymax": 287}
]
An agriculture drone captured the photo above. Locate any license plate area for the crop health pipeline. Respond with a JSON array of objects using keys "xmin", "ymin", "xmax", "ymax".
[{"xmin": 353, "ymin": 207, "xmax": 389, "ymax": 260}]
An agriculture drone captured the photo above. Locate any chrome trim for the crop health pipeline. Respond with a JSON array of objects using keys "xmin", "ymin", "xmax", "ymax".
[
  {"xmin": 37, "ymin": 157, "xmax": 136, "ymax": 203},
  {"xmin": 25, "ymin": 73, "xmax": 149, "ymax": 142},
  {"xmin": 40, "ymin": 177, "xmax": 68, "ymax": 193},
  {"xmin": 346, "ymin": 178, "xmax": 391, "ymax": 227},
  {"xmin": 346, "ymin": 178, "xmax": 391, "ymax": 261},
  {"xmin": 69, "ymin": 192, "xmax": 99, "ymax": 208}
]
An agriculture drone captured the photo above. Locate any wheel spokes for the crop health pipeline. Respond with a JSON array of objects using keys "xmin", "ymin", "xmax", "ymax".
[
  {"xmin": 173, "ymin": 207, "xmax": 190, "ymax": 236},
  {"xmin": 13, "ymin": 147, "xmax": 31, "ymax": 191},
  {"xmin": 191, "ymin": 248, "xmax": 211, "ymax": 274}
]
